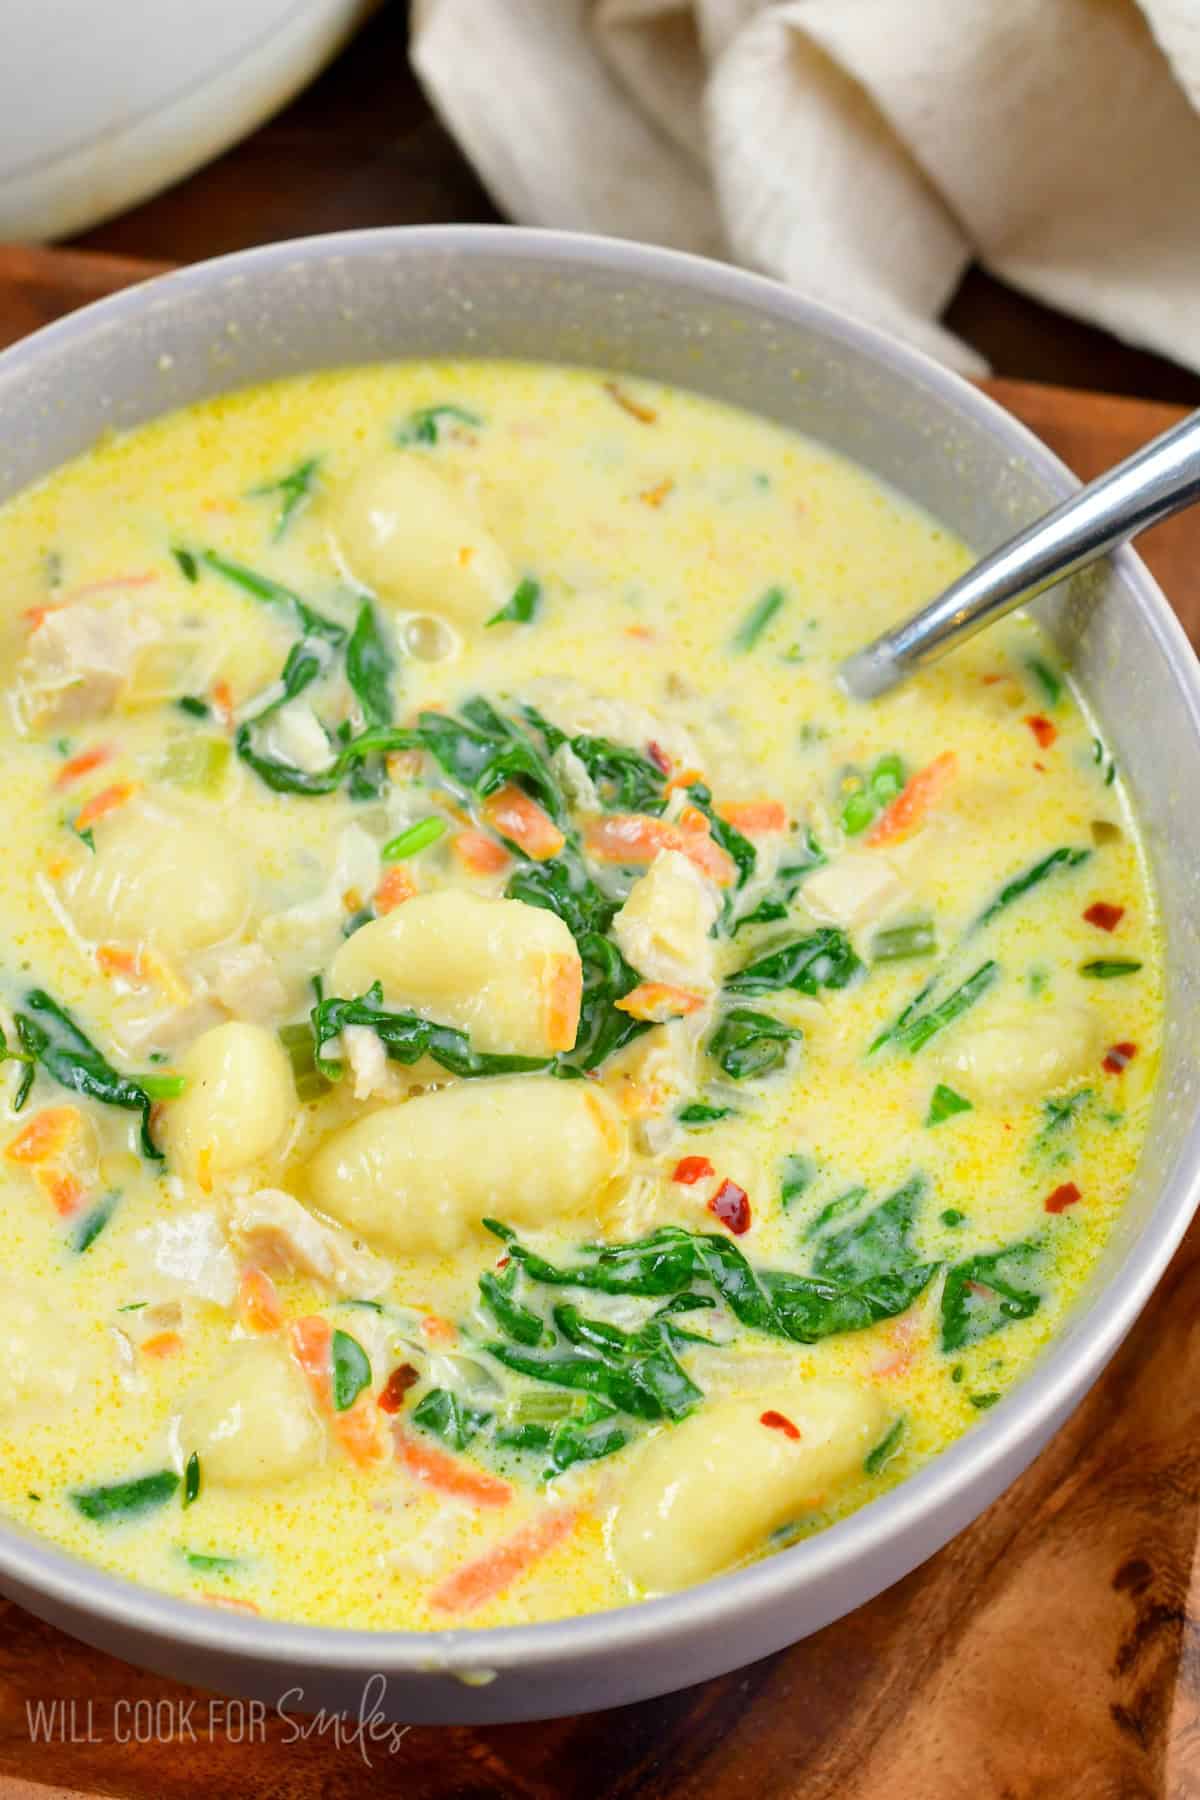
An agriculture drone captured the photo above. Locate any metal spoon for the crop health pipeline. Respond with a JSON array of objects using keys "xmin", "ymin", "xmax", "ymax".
[{"xmin": 839, "ymin": 407, "xmax": 1200, "ymax": 701}]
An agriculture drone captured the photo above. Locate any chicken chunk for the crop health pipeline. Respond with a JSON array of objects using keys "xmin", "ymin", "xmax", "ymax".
[
  {"xmin": 12, "ymin": 599, "xmax": 160, "ymax": 733},
  {"xmin": 227, "ymin": 1187, "xmax": 392, "ymax": 1298},
  {"xmin": 611, "ymin": 850, "xmax": 720, "ymax": 991},
  {"xmin": 803, "ymin": 851, "xmax": 905, "ymax": 931}
]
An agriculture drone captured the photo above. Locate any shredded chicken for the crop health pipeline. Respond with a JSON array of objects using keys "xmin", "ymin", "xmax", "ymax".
[
  {"xmin": 204, "ymin": 942, "xmax": 290, "ymax": 1023},
  {"xmin": 129, "ymin": 1211, "xmax": 238, "ymax": 1308},
  {"xmin": 227, "ymin": 1186, "xmax": 392, "ymax": 1298},
  {"xmin": 12, "ymin": 598, "xmax": 160, "ymax": 733},
  {"xmin": 611, "ymin": 850, "xmax": 720, "ymax": 990},
  {"xmin": 341, "ymin": 1024, "xmax": 400, "ymax": 1102},
  {"xmin": 803, "ymin": 851, "xmax": 906, "ymax": 931}
]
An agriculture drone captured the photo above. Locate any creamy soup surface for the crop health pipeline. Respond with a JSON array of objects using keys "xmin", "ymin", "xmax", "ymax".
[{"xmin": 0, "ymin": 362, "xmax": 1159, "ymax": 1630}]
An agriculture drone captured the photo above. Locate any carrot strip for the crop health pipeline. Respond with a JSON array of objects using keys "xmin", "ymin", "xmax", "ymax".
[
  {"xmin": 395, "ymin": 1434, "xmax": 513, "ymax": 1509},
  {"xmin": 63, "ymin": 572, "xmax": 158, "ymax": 601},
  {"xmin": 866, "ymin": 752, "xmax": 957, "ymax": 847},
  {"xmin": 201, "ymin": 1594, "xmax": 260, "ymax": 1614},
  {"xmin": 75, "ymin": 780, "xmax": 139, "ymax": 832},
  {"xmin": 544, "ymin": 952, "xmax": 583, "ymax": 1052},
  {"xmin": 238, "ymin": 1267, "xmax": 284, "ymax": 1334},
  {"xmin": 584, "ymin": 813, "xmax": 735, "ymax": 886},
  {"xmin": 55, "ymin": 744, "xmax": 114, "ymax": 789},
  {"xmin": 37, "ymin": 1169, "xmax": 86, "ymax": 1217},
  {"xmin": 717, "ymin": 799, "xmax": 788, "ymax": 836},
  {"xmin": 480, "ymin": 785, "xmax": 565, "ymax": 862},
  {"xmin": 5, "ymin": 1107, "xmax": 81, "ymax": 1165},
  {"xmin": 374, "ymin": 866, "xmax": 417, "ymax": 915},
  {"xmin": 604, "ymin": 381, "xmax": 657, "ymax": 424},
  {"xmin": 453, "ymin": 829, "xmax": 511, "ymax": 875},
  {"xmin": 142, "ymin": 1331, "xmax": 183, "ymax": 1360},
  {"xmin": 334, "ymin": 1393, "xmax": 389, "ymax": 1469},
  {"xmin": 288, "ymin": 1314, "xmax": 387, "ymax": 1467},
  {"xmin": 210, "ymin": 680, "xmax": 235, "ymax": 728},
  {"xmin": 420, "ymin": 1314, "xmax": 458, "ymax": 1347},
  {"xmin": 429, "ymin": 1508, "xmax": 578, "ymax": 1614},
  {"xmin": 615, "ymin": 981, "xmax": 706, "ymax": 1023}
]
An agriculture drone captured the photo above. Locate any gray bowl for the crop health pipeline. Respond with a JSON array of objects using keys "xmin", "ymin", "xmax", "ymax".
[{"xmin": 0, "ymin": 227, "xmax": 1197, "ymax": 1725}]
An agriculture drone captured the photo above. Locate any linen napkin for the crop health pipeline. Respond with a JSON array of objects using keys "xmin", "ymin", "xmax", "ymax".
[{"xmin": 410, "ymin": 0, "xmax": 1200, "ymax": 376}]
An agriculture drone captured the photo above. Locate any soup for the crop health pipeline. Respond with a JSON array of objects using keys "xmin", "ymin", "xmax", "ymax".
[{"xmin": 0, "ymin": 362, "xmax": 1159, "ymax": 1629}]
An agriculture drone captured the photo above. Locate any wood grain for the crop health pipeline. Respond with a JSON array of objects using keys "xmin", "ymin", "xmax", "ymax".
[{"xmin": 0, "ymin": 248, "xmax": 1197, "ymax": 1800}]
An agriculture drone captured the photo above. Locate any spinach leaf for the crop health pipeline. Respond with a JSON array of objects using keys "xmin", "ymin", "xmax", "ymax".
[
  {"xmin": 941, "ymin": 1241, "xmax": 1042, "ymax": 1352},
  {"xmin": 236, "ymin": 721, "xmax": 421, "ymax": 797},
  {"xmin": 779, "ymin": 1153, "xmax": 815, "ymax": 1208},
  {"xmin": 709, "ymin": 1007, "xmax": 802, "ymax": 1080},
  {"xmin": 396, "ymin": 404, "xmax": 482, "ymax": 445},
  {"xmin": 479, "ymin": 1267, "xmax": 548, "ymax": 1346},
  {"xmin": 811, "ymin": 1176, "xmax": 924, "ymax": 1286},
  {"xmin": 345, "ymin": 599, "xmax": 395, "ymax": 727},
  {"xmin": 197, "ymin": 549, "xmax": 346, "ymax": 646},
  {"xmin": 250, "ymin": 456, "xmax": 320, "ymax": 540},
  {"xmin": 731, "ymin": 833, "xmax": 826, "ymax": 933},
  {"xmin": 487, "ymin": 576, "xmax": 541, "ymax": 627},
  {"xmin": 1025, "ymin": 656, "xmax": 1063, "ymax": 707},
  {"xmin": 3, "ymin": 990, "xmax": 165, "ymax": 1160},
  {"xmin": 677, "ymin": 1100, "xmax": 736, "ymax": 1127},
  {"xmin": 1080, "ymin": 959, "xmax": 1142, "ymax": 979},
  {"xmin": 872, "ymin": 961, "xmax": 998, "ymax": 1057},
  {"xmin": 330, "ymin": 1329, "xmax": 372, "ymax": 1411},
  {"xmin": 412, "ymin": 1387, "xmax": 492, "ymax": 1449},
  {"xmin": 570, "ymin": 737, "xmax": 667, "ymax": 814},
  {"xmin": 183, "ymin": 1452, "xmax": 201, "ymax": 1508},
  {"xmin": 763, "ymin": 1262, "xmax": 939, "ymax": 1343},
  {"xmin": 686, "ymin": 782, "xmax": 756, "ymax": 892},
  {"xmin": 972, "ymin": 846, "xmax": 1090, "ymax": 933},
  {"xmin": 864, "ymin": 1417, "xmax": 905, "ymax": 1475},
  {"xmin": 803, "ymin": 1185, "xmax": 868, "ymax": 1239},
  {"xmin": 422, "ymin": 697, "xmax": 565, "ymax": 824},
  {"xmin": 71, "ymin": 1470, "xmax": 179, "ymax": 1524},
  {"xmin": 926, "ymin": 1083, "xmax": 973, "ymax": 1126},
  {"xmin": 728, "ymin": 927, "xmax": 862, "ymax": 996},
  {"xmin": 506, "ymin": 846, "xmax": 617, "ymax": 938},
  {"xmin": 560, "ymin": 934, "xmax": 650, "ymax": 1073},
  {"xmin": 311, "ymin": 983, "xmax": 552, "ymax": 1082},
  {"xmin": 72, "ymin": 1189, "xmax": 119, "ymax": 1253}
]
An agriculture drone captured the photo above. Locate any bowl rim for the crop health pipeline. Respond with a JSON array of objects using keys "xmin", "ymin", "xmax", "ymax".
[{"xmin": 2, "ymin": 222, "xmax": 1199, "ymax": 1678}]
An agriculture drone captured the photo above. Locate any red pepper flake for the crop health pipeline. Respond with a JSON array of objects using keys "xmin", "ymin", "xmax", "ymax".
[
  {"xmin": 1083, "ymin": 901, "xmax": 1125, "ymax": 932},
  {"xmin": 647, "ymin": 740, "xmax": 672, "ymax": 776},
  {"xmin": 708, "ymin": 1178, "xmax": 751, "ymax": 1235},
  {"xmin": 673, "ymin": 1154, "xmax": 714, "ymax": 1186},
  {"xmin": 1026, "ymin": 714, "xmax": 1058, "ymax": 748},
  {"xmin": 377, "ymin": 1364, "xmax": 420, "ymax": 1414},
  {"xmin": 1045, "ymin": 1182, "xmax": 1082, "ymax": 1214},
  {"xmin": 760, "ymin": 1409, "xmax": 801, "ymax": 1440},
  {"xmin": 1103, "ymin": 1041, "xmax": 1138, "ymax": 1074},
  {"xmin": 495, "ymin": 1255, "xmax": 511, "ymax": 1270}
]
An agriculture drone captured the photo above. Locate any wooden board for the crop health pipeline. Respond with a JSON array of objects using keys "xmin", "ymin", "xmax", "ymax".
[{"xmin": 0, "ymin": 245, "xmax": 1197, "ymax": 1800}]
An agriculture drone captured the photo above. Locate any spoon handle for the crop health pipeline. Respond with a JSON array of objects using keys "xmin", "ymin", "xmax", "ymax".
[{"xmin": 840, "ymin": 407, "xmax": 1200, "ymax": 700}]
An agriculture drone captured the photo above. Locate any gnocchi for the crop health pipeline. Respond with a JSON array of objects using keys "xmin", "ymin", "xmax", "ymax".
[
  {"xmin": 64, "ymin": 804, "xmax": 249, "ymax": 955},
  {"xmin": 328, "ymin": 890, "xmax": 582, "ymax": 1057},
  {"xmin": 329, "ymin": 456, "xmax": 515, "ymax": 629},
  {"xmin": 162, "ymin": 1022, "xmax": 294, "ymax": 1181},
  {"xmin": 177, "ymin": 1339, "xmax": 324, "ymax": 1487},
  {"xmin": 611, "ymin": 1379, "xmax": 889, "ymax": 1592},
  {"xmin": 302, "ymin": 1077, "xmax": 627, "ymax": 1254}
]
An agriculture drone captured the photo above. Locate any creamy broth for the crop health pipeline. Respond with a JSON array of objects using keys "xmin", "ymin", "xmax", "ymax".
[{"xmin": 0, "ymin": 362, "xmax": 1159, "ymax": 1629}]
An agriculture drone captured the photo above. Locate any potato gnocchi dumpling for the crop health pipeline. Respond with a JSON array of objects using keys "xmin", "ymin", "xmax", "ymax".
[
  {"xmin": 328, "ymin": 890, "xmax": 582, "ymax": 1057},
  {"xmin": 302, "ymin": 1077, "xmax": 627, "ymax": 1255},
  {"xmin": 0, "ymin": 358, "xmax": 1158, "ymax": 1636}
]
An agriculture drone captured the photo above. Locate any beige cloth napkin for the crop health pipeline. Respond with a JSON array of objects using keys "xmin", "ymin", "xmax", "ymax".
[{"xmin": 411, "ymin": 0, "xmax": 1200, "ymax": 377}]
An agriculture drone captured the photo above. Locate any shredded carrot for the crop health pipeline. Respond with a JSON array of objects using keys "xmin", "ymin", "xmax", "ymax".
[
  {"xmin": 395, "ymin": 1434, "xmax": 513, "ymax": 1510},
  {"xmin": 37, "ymin": 1169, "xmax": 86, "ymax": 1217},
  {"xmin": 142, "ymin": 1331, "xmax": 183, "ymax": 1360},
  {"xmin": 374, "ymin": 866, "xmax": 417, "ymax": 915},
  {"xmin": 202, "ymin": 1594, "xmax": 260, "ymax": 1613},
  {"xmin": 665, "ymin": 764, "xmax": 704, "ymax": 794},
  {"xmin": 96, "ymin": 944, "xmax": 144, "ymax": 983},
  {"xmin": 238, "ymin": 1267, "xmax": 284, "ymax": 1334},
  {"xmin": 420, "ymin": 1314, "xmax": 458, "ymax": 1347},
  {"xmin": 453, "ymin": 829, "xmax": 511, "ymax": 876},
  {"xmin": 480, "ymin": 784, "xmax": 565, "ymax": 861},
  {"xmin": 288, "ymin": 1315, "xmax": 333, "ymax": 1408},
  {"xmin": 210, "ymin": 679, "xmax": 234, "ymax": 728},
  {"xmin": 63, "ymin": 572, "xmax": 158, "ymax": 602},
  {"xmin": 195, "ymin": 1145, "xmax": 214, "ymax": 1195},
  {"xmin": 55, "ymin": 744, "xmax": 114, "ymax": 789},
  {"xmin": 1026, "ymin": 714, "xmax": 1058, "ymax": 749},
  {"xmin": 543, "ymin": 952, "xmax": 583, "ymax": 1052},
  {"xmin": 604, "ymin": 381, "xmax": 657, "ymax": 424},
  {"xmin": 639, "ymin": 477, "xmax": 674, "ymax": 508},
  {"xmin": 288, "ymin": 1314, "xmax": 387, "ymax": 1466},
  {"xmin": 23, "ymin": 602, "xmax": 64, "ymax": 632},
  {"xmin": 75, "ymin": 780, "xmax": 139, "ymax": 832},
  {"xmin": 429, "ymin": 1507, "xmax": 578, "ymax": 1614},
  {"xmin": 625, "ymin": 624, "xmax": 655, "ymax": 642},
  {"xmin": 717, "ymin": 799, "xmax": 789, "ymax": 836},
  {"xmin": 866, "ymin": 752, "xmax": 957, "ymax": 847},
  {"xmin": 615, "ymin": 981, "xmax": 706, "ymax": 1023},
  {"xmin": 5, "ymin": 1106, "xmax": 80, "ymax": 1165},
  {"xmin": 584, "ymin": 813, "xmax": 736, "ymax": 886},
  {"xmin": 334, "ymin": 1393, "xmax": 389, "ymax": 1469}
]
